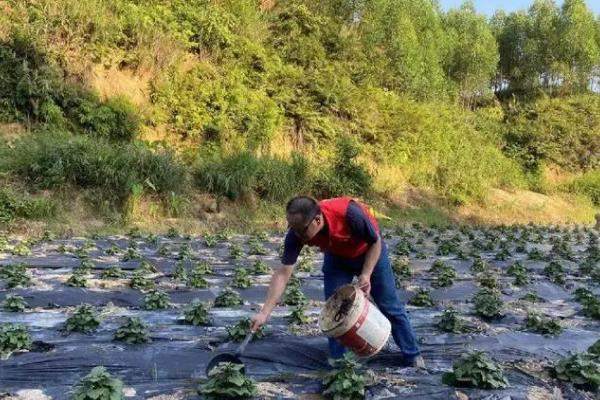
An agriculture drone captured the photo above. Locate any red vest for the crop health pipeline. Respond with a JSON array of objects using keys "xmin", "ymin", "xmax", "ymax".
[{"xmin": 306, "ymin": 197, "xmax": 380, "ymax": 258}]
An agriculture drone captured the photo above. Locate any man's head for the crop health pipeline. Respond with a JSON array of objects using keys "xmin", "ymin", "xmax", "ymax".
[{"xmin": 286, "ymin": 196, "xmax": 324, "ymax": 242}]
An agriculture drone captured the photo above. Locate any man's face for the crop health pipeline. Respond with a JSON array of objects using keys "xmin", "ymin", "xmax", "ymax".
[{"xmin": 287, "ymin": 212, "xmax": 322, "ymax": 242}]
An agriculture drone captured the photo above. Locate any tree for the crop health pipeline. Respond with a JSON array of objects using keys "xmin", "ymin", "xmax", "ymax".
[
  {"xmin": 360, "ymin": 0, "xmax": 449, "ymax": 99},
  {"xmin": 443, "ymin": 1, "xmax": 499, "ymax": 107},
  {"xmin": 556, "ymin": 0, "xmax": 600, "ymax": 91},
  {"xmin": 491, "ymin": 10, "xmax": 537, "ymax": 94},
  {"xmin": 527, "ymin": 0, "xmax": 561, "ymax": 89}
]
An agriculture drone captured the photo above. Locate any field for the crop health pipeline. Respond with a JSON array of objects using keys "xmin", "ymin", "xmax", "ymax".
[{"xmin": 1, "ymin": 224, "xmax": 600, "ymax": 399}]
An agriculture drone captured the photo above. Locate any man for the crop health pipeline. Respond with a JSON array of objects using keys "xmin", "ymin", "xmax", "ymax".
[{"xmin": 251, "ymin": 196, "xmax": 424, "ymax": 367}]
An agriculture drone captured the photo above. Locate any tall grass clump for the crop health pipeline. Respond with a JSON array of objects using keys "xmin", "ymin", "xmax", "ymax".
[
  {"xmin": 194, "ymin": 151, "xmax": 311, "ymax": 201},
  {"xmin": 568, "ymin": 171, "xmax": 600, "ymax": 206},
  {"xmin": 3, "ymin": 130, "xmax": 186, "ymax": 205}
]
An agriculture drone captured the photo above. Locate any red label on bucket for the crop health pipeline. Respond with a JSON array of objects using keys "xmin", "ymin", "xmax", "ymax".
[{"xmin": 337, "ymin": 300, "xmax": 373, "ymax": 356}]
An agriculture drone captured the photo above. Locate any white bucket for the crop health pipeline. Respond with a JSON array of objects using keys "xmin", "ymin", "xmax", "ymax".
[{"xmin": 318, "ymin": 284, "xmax": 391, "ymax": 357}]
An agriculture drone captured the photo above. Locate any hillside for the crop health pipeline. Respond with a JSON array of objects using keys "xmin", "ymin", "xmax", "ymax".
[{"xmin": 0, "ymin": 0, "xmax": 599, "ymax": 235}]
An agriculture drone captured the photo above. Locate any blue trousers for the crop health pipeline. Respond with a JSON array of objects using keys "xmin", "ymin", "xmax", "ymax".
[{"xmin": 322, "ymin": 242, "xmax": 421, "ymax": 360}]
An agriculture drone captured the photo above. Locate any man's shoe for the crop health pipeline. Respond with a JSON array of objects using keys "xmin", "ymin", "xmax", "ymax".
[{"xmin": 408, "ymin": 355, "xmax": 426, "ymax": 369}]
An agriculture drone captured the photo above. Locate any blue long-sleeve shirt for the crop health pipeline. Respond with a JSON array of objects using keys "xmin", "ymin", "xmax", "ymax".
[{"xmin": 281, "ymin": 200, "xmax": 378, "ymax": 265}]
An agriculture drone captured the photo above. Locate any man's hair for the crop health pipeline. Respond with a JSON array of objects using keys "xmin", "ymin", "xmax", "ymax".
[{"xmin": 286, "ymin": 196, "xmax": 320, "ymax": 225}]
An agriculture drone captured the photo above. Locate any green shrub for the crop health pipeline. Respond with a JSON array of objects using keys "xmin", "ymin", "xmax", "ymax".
[
  {"xmin": 229, "ymin": 242, "xmax": 244, "ymax": 259},
  {"xmin": 199, "ymin": 362, "xmax": 257, "ymax": 399},
  {"xmin": 72, "ymin": 94, "xmax": 140, "ymax": 141},
  {"xmin": 143, "ymin": 290, "xmax": 171, "ymax": 310},
  {"xmin": 121, "ymin": 247, "xmax": 141, "ymax": 262},
  {"xmin": 183, "ymin": 301, "xmax": 211, "ymax": 326},
  {"xmin": 473, "ymin": 288, "xmax": 504, "ymax": 319},
  {"xmin": 476, "ymin": 271, "xmax": 500, "ymax": 289},
  {"xmin": 442, "ymin": 350, "xmax": 508, "ymax": 389},
  {"xmin": 286, "ymin": 304, "xmax": 309, "ymax": 325},
  {"xmin": 0, "ymin": 263, "xmax": 31, "ymax": 288},
  {"xmin": 437, "ymin": 307, "xmax": 465, "ymax": 333},
  {"xmin": 553, "ymin": 353, "xmax": 600, "ymax": 390},
  {"xmin": 214, "ymin": 287, "xmax": 243, "ymax": 307},
  {"xmin": 129, "ymin": 271, "xmax": 154, "ymax": 291},
  {"xmin": 187, "ymin": 268, "xmax": 209, "ymax": 289},
  {"xmin": 78, "ymin": 259, "xmax": 95, "ymax": 274},
  {"xmin": 177, "ymin": 243, "xmax": 193, "ymax": 260},
  {"xmin": 66, "ymin": 273, "xmax": 88, "ymax": 288},
  {"xmin": 470, "ymin": 257, "xmax": 488, "ymax": 273},
  {"xmin": 226, "ymin": 317, "xmax": 264, "ymax": 342},
  {"xmin": 194, "ymin": 151, "xmax": 311, "ymax": 201},
  {"xmin": 66, "ymin": 304, "xmax": 101, "ymax": 333},
  {"xmin": 433, "ymin": 267, "xmax": 457, "ymax": 288},
  {"xmin": 251, "ymin": 259, "xmax": 270, "ymax": 275},
  {"xmin": 1, "ymin": 294, "xmax": 27, "ymax": 312},
  {"xmin": 504, "ymin": 95, "xmax": 600, "ymax": 173},
  {"xmin": 409, "ymin": 288, "xmax": 435, "ymax": 307},
  {"xmin": 522, "ymin": 312, "xmax": 563, "ymax": 336},
  {"xmin": 232, "ymin": 266, "xmax": 252, "ymax": 289},
  {"xmin": 100, "ymin": 266, "xmax": 125, "ymax": 279},
  {"xmin": 528, "ymin": 248, "xmax": 546, "ymax": 260},
  {"xmin": 173, "ymin": 262, "xmax": 187, "ymax": 281},
  {"xmin": 113, "ymin": 317, "xmax": 151, "ymax": 344},
  {"xmin": 5, "ymin": 131, "xmax": 187, "ymax": 205},
  {"xmin": 137, "ymin": 260, "xmax": 157, "ymax": 274},
  {"xmin": 283, "ymin": 284, "xmax": 307, "ymax": 306},
  {"xmin": 588, "ymin": 340, "xmax": 600, "ymax": 357},
  {"xmin": 0, "ymin": 323, "xmax": 31, "ymax": 357},
  {"xmin": 322, "ymin": 136, "xmax": 372, "ymax": 198},
  {"xmin": 0, "ymin": 36, "xmax": 59, "ymax": 123},
  {"xmin": 248, "ymin": 240, "xmax": 267, "ymax": 256},
  {"xmin": 0, "ymin": 189, "xmax": 57, "ymax": 224},
  {"xmin": 543, "ymin": 261, "xmax": 566, "ymax": 285},
  {"xmin": 573, "ymin": 288, "xmax": 595, "ymax": 304},
  {"xmin": 521, "ymin": 291, "xmax": 542, "ymax": 303},
  {"xmin": 582, "ymin": 297, "xmax": 600, "ymax": 320},
  {"xmin": 71, "ymin": 366, "xmax": 123, "ymax": 400},
  {"xmin": 322, "ymin": 352, "xmax": 366, "ymax": 400},
  {"xmin": 507, "ymin": 261, "xmax": 528, "ymax": 285},
  {"xmin": 104, "ymin": 245, "xmax": 120, "ymax": 256},
  {"xmin": 195, "ymin": 261, "xmax": 214, "ymax": 275},
  {"xmin": 11, "ymin": 241, "xmax": 31, "ymax": 257},
  {"xmin": 392, "ymin": 257, "xmax": 412, "ymax": 280},
  {"xmin": 429, "ymin": 260, "xmax": 449, "ymax": 274}
]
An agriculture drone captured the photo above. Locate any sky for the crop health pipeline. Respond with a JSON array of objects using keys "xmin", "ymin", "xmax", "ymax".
[{"xmin": 439, "ymin": 0, "xmax": 600, "ymax": 16}]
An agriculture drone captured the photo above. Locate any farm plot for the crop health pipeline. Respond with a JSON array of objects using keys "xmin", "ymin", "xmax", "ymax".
[{"xmin": 0, "ymin": 224, "xmax": 600, "ymax": 399}]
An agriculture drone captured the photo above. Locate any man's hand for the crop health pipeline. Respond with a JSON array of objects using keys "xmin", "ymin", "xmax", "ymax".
[
  {"xmin": 251, "ymin": 311, "xmax": 269, "ymax": 332},
  {"xmin": 357, "ymin": 273, "xmax": 371, "ymax": 296}
]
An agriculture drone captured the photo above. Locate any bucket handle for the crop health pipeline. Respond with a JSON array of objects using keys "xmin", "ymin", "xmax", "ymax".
[
  {"xmin": 333, "ymin": 297, "xmax": 354, "ymax": 323},
  {"xmin": 333, "ymin": 284, "xmax": 371, "ymax": 323}
]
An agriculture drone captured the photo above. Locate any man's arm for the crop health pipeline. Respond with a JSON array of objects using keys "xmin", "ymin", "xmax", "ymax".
[
  {"xmin": 357, "ymin": 235, "xmax": 381, "ymax": 295},
  {"xmin": 251, "ymin": 230, "xmax": 302, "ymax": 331},
  {"xmin": 346, "ymin": 201, "xmax": 381, "ymax": 295},
  {"xmin": 251, "ymin": 264, "xmax": 294, "ymax": 331}
]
